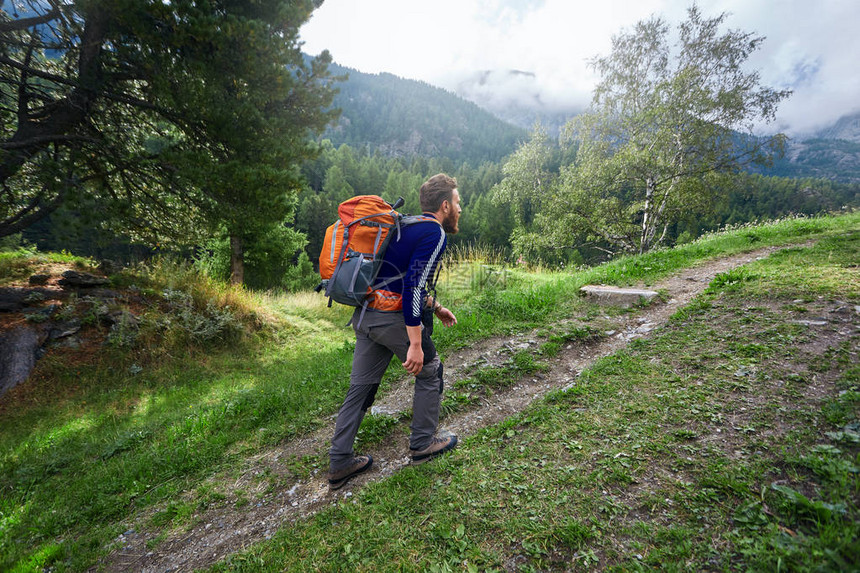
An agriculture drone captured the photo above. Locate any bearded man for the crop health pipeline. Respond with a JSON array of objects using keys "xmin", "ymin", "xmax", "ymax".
[{"xmin": 326, "ymin": 173, "xmax": 462, "ymax": 489}]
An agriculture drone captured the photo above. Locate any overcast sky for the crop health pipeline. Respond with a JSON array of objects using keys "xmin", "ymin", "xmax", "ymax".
[{"xmin": 300, "ymin": 0, "xmax": 860, "ymax": 136}]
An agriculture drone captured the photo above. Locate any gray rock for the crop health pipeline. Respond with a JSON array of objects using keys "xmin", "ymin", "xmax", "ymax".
[
  {"xmin": 0, "ymin": 287, "xmax": 59, "ymax": 313},
  {"xmin": 0, "ymin": 325, "xmax": 49, "ymax": 397},
  {"xmin": 58, "ymin": 270, "xmax": 109, "ymax": 287},
  {"xmin": 28, "ymin": 274, "xmax": 51, "ymax": 285},
  {"xmin": 580, "ymin": 285, "xmax": 660, "ymax": 308},
  {"xmin": 791, "ymin": 319, "xmax": 829, "ymax": 326},
  {"xmin": 49, "ymin": 320, "xmax": 82, "ymax": 340},
  {"xmin": 0, "ymin": 288, "xmax": 25, "ymax": 312}
]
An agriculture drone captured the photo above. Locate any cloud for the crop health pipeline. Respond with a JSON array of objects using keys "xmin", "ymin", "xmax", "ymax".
[{"xmin": 301, "ymin": 0, "xmax": 860, "ymax": 135}]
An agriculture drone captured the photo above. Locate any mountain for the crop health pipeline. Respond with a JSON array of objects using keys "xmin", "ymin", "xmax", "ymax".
[
  {"xmin": 816, "ymin": 112, "xmax": 860, "ymax": 143},
  {"xmin": 764, "ymin": 111, "xmax": 860, "ymax": 182},
  {"xmin": 324, "ymin": 63, "xmax": 527, "ymax": 165},
  {"xmin": 321, "ymin": 58, "xmax": 860, "ymax": 183}
]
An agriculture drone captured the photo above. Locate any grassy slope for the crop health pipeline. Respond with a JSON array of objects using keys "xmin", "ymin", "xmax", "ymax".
[
  {"xmin": 210, "ymin": 219, "xmax": 858, "ymax": 572},
  {"xmin": 0, "ymin": 213, "xmax": 858, "ymax": 571}
]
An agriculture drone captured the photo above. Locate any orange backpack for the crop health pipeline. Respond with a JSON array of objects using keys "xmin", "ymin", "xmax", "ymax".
[{"xmin": 318, "ymin": 195, "xmax": 405, "ymax": 307}]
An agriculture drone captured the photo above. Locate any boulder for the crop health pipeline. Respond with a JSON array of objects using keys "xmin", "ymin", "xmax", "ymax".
[
  {"xmin": 0, "ymin": 288, "xmax": 25, "ymax": 312},
  {"xmin": 580, "ymin": 285, "xmax": 660, "ymax": 308},
  {"xmin": 0, "ymin": 325, "xmax": 49, "ymax": 398},
  {"xmin": 49, "ymin": 320, "xmax": 82, "ymax": 340},
  {"xmin": 58, "ymin": 270, "xmax": 109, "ymax": 288}
]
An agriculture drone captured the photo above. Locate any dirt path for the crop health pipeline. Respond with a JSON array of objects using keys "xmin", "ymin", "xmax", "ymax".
[{"xmin": 99, "ymin": 246, "xmax": 790, "ymax": 572}]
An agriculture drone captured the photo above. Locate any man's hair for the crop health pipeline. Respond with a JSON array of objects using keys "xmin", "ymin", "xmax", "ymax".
[{"xmin": 419, "ymin": 173, "xmax": 458, "ymax": 213}]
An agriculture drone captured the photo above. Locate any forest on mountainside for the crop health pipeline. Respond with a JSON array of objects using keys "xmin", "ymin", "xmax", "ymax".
[{"xmin": 322, "ymin": 62, "xmax": 527, "ymax": 166}]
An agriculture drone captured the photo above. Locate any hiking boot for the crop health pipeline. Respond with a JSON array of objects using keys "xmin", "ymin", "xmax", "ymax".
[
  {"xmin": 327, "ymin": 455, "xmax": 373, "ymax": 490},
  {"xmin": 410, "ymin": 435, "xmax": 458, "ymax": 465}
]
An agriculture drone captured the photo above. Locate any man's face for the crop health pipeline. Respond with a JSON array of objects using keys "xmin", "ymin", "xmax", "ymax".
[{"xmin": 442, "ymin": 189, "xmax": 462, "ymax": 234}]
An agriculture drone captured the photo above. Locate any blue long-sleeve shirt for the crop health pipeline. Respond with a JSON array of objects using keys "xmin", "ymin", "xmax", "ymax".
[{"xmin": 373, "ymin": 214, "xmax": 446, "ymax": 326}]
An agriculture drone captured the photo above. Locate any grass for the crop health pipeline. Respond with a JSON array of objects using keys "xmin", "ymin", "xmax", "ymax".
[
  {"xmin": 0, "ymin": 211, "xmax": 858, "ymax": 571},
  {"xmin": 203, "ymin": 212, "xmax": 859, "ymax": 572},
  {"xmin": 442, "ymin": 350, "xmax": 550, "ymax": 417}
]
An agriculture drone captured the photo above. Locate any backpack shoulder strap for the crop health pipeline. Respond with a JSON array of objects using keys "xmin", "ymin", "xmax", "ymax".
[{"xmin": 400, "ymin": 214, "xmax": 442, "ymax": 227}]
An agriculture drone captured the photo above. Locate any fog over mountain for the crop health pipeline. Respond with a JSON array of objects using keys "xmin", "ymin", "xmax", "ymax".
[{"xmin": 453, "ymin": 69, "xmax": 581, "ymax": 134}]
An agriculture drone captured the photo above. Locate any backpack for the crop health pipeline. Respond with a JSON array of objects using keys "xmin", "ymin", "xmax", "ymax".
[{"xmin": 317, "ymin": 195, "xmax": 440, "ymax": 320}]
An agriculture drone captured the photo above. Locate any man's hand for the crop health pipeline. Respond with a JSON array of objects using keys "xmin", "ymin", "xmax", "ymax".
[
  {"xmin": 403, "ymin": 342, "xmax": 424, "ymax": 375},
  {"xmin": 434, "ymin": 306, "xmax": 457, "ymax": 327}
]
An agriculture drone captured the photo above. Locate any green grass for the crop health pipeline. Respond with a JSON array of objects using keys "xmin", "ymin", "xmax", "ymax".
[
  {"xmin": 1, "ymin": 211, "xmax": 858, "ymax": 571},
  {"xmin": 203, "ymin": 212, "xmax": 859, "ymax": 572},
  {"xmin": 442, "ymin": 350, "xmax": 550, "ymax": 417}
]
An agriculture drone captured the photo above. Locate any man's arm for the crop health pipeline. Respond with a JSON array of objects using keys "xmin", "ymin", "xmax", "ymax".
[
  {"xmin": 402, "ymin": 225, "xmax": 446, "ymax": 328},
  {"xmin": 402, "ymin": 325, "xmax": 423, "ymax": 375}
]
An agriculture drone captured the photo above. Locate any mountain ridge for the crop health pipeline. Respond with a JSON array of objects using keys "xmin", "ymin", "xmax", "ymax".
[
  {"xmin": 322, "ymin": 58, "xmax": 860, "ymax": 181},
  {"xmin": 324, "ymin": 62, "xmax": 527, "ymax": 165}
]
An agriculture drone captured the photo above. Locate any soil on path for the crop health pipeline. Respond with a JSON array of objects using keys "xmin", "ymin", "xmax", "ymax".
[{"xmin": 99, "ymin": 246, "xmax": 798, "ymax": 573}]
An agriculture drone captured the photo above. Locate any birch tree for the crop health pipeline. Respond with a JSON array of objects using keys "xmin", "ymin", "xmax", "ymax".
[{"xmin": 553, "ymin": 6, "xmax": 790, "ymax": 254}]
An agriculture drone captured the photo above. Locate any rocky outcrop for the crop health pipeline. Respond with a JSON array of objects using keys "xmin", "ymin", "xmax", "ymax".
[
  {"xmin": 0, "ymin": 268, "xmax": 135, "ymax": 398},
  {"xmin": 58, "ymin": 270, "xmax": 110, "ymax": 287},
  {"xmin": 0, "ymin": 318, "xmax": 89, "ymax": 397},
  {"xmin": 0, "ymin": 325, "xmax": 46, "ymax": 397}
]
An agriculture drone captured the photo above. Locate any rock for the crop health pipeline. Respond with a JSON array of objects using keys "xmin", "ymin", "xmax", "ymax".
[
  {"xmin": 23, "ymin": 291, "xmax": 45, "ymax": 303},
  {"xmin": 101, "ymin": 310, "xmax": 139, "ymax": 328},
  {"xmin": 28, "ymin": 274, "xmax": 50, "ymax": 285},
  {"xmin": 0, "ymin": 287, "xmax": 60, "ymax": 313},
  {"xmin": 58, "ymin": 270, "xmax": 109, "ymax": 288},
  {"xmin": 790, "ymin": 319, "xmax": 828, "ymax": 326},
  {"xmin": 580, "ymin": 285, "xmax": 660, "ymax": 308},
  {"xmin": 370, "ymin": 405, "xmax": 398, "ymax": 416},
  {"xmin": 22, "ymin": 303, "xmax": 58, "ymax": 319},
  {"xmin": 49, "ymin": 320, "xmax": 82, "ymax": 340},
  {"xmin": 0, "ymin": 288, "xmax": 25, "ymax": 312},
  {"xmin": 0, "ymin": 324, "xmax": 49, "ymax": 397}
]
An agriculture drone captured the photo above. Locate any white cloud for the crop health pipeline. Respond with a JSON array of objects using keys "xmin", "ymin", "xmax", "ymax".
[{"xmin": 301, "ymin": 0, "xmax": 860, "ymax": 135}]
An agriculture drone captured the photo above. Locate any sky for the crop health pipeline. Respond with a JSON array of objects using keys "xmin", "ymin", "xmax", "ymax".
[{"xmin": 299, "ymin": 0, "xmax": 860, "ymax": 136}]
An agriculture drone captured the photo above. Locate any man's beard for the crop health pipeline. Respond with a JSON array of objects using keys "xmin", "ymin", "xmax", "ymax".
[{"xmin": 442, "ymin": 210, "xmax": 458, "ymax": 234}]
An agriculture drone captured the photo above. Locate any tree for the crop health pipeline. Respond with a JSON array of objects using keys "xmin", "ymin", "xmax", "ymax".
[
  {"xmin": 540, "ymin": 6, "xmax": 791, "ymax": 255},
  {"xmin": 0, "ymin": 0, "xmax": 339, "ymax": 280},
  {"xmin": 491, "ymin": 125, "xmax": 570, "ymax": 262}
]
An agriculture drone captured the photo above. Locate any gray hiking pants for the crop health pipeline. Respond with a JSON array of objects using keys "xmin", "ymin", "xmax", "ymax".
[{"xmin": 329, "ymin": 309, "xmax": 443, "ymax": 471}]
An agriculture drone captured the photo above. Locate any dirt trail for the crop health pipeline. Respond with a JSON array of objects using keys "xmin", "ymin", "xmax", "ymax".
[{"xmin": 100, "ymin": 246, "xmax": 790, "ymax": 573}]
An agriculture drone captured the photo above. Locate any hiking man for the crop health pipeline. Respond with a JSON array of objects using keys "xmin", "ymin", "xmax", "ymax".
[{"xmin": 327, "ymin": 173, "xmax": 462, "ymax": 489}]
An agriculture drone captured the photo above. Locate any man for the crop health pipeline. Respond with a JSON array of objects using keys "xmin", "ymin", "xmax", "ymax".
[{"xmin": 327, "ymin": 173, "xmax": 462, "ymax": 490}]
